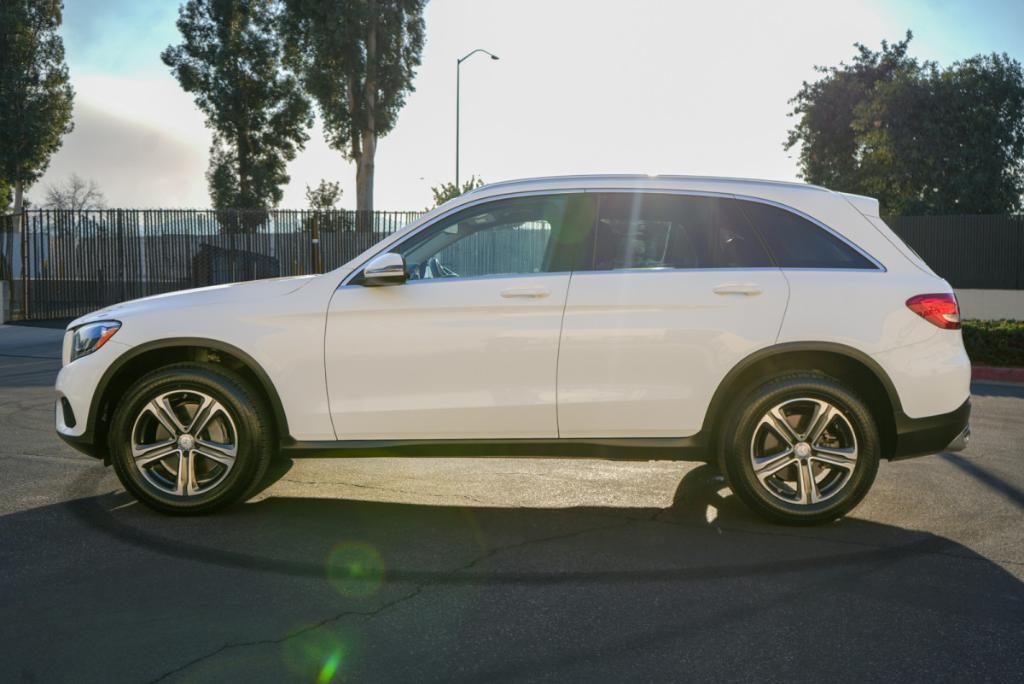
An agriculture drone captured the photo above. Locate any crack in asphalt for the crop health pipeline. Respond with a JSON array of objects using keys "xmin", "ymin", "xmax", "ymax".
[
  {"xmin": 147, "ymin": 585, "xmax": 427, "ymax": 684},
  {"xmin": 144, "ymin": 515, "xmax": 637, "ymax": 682}
]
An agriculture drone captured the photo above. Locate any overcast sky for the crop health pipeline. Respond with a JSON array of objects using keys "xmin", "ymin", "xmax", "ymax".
[{"xmin": 33, "ymin": 0, "xmax": 1024, "ymax": 210}]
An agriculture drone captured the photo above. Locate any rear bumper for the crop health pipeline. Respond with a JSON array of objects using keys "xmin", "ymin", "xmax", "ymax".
[{"xmin": 891, "ymin": 398, "xmax": 971, "ymax": 460}]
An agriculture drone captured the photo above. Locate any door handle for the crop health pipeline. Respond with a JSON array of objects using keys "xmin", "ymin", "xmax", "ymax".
[
  {"xmin": 500, "ymin": 286, "xmax": 550, "ymax": 299},
  {"xmin": 713, "ymin": 283, "xmax": 763, "ymax": 296}
]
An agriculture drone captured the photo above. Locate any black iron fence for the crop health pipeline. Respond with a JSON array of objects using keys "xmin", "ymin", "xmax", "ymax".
[
  {"xmin": 0, "ymin": 209, "xmax": 421, "ymax": 320},
  {"xmin": 0, "ymin": 210, "xmax": 1021, "ymax": 321},
  {"xmin": 886, "ymin": 214, "xmax": 1024, "ymax": 290}
]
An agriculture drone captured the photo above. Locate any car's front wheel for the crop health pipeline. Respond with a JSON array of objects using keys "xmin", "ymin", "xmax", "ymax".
[
  {"xmin": 720, "ymin": 372, "xmax": 880, "ymax": 525},
  {"xmin": 109, "ymin": 363, "xmax": 274, "ymax": 515}
]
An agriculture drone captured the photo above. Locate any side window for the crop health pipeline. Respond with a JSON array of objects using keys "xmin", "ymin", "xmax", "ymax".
[
  {"xmin": 587, "ymin": 193, "xmax": 773, "ymax": 270},
  {"xmin": 397, "ymin": 195, "xmax": 574, "ymax": 280},
  {"xmin": 738, "ymin": 201, "xmax": 876, "ymax": 269}
]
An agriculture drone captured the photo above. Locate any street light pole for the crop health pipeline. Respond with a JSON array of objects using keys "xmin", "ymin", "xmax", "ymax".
[{"xmin": 456, "ymin": 48, "xmax": 499, "ymax": 188}]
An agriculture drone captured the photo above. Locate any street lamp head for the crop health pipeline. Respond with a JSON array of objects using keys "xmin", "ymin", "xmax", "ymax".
[{"xmin": 459, "ymin": 48, "xmax": 500, "ymax": 64}]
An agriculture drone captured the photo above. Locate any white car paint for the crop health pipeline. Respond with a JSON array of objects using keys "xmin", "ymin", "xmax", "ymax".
[
  {"xmin": 325, "ymin": 273, "xmax": 570, "ymax": 439},
  {"xmin": 56, "ymin": 174, "xmax": 971, "ymax": 448},
  {"xmin": 556, "ymin": 268, "xmax": 789, "ymax": 437}
]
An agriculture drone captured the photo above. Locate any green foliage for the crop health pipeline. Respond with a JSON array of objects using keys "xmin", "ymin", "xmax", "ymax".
[
  {"xmin": 0, "ymin": 180, "xmax": 11, "ymax": 212},
  {"xmin": 962, "ymin": 319, "xmax": 1024, "ymax": 368},
  {"xmin": 305, "ymin": 179, "xmax": 343, "ymax": 211},
  {"xmin": 786, "ymin": 32, "xmax": 1024, "ymax": 215},
  {"xmin": 162, "ymin": 0, "xmax": 312, "ymax": 222},
  {"xmin": 280, "ymin": 0, "xmax": 426, "ymax": 214},
  {"xmin": 0, "ymin": 0, "xmax": 74, "ymax": 208},
  {"xmin": 428, "ymin": 175, "xmax": 485, "ymax": 209}
]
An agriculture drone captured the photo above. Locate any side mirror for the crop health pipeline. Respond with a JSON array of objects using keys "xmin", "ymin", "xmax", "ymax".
[{"xmin": 361, "ymin": 252, "xmax": 407, "ymax": 286}]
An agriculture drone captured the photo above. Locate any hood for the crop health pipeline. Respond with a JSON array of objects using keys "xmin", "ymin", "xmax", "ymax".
[{"xmin": 69, "ymin": 274, "xmax": 318, "ymax": 328}]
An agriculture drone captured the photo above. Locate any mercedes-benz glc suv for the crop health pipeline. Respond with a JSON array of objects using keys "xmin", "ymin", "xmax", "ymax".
[{"xmin": 55, "ymin": 175, "xmax": 971, "ymax": 524}]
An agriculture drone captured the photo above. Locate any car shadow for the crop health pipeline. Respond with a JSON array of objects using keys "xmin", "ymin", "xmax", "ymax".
[{"xmin": 2, "ymin": 461, "xmax": 1022, "ymax": 681}]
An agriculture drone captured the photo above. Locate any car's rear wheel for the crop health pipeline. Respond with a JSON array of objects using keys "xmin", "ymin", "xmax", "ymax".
[
  {"xmin": 109, "ymin": 363, "xmax": 273, "ymax": 515},
  {"xmin": 720, "ymin": 372, "xmax": 880, "ymax": 525}
]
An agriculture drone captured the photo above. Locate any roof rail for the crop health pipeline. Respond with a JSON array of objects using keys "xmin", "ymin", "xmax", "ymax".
[{"xmin": 464, "ymin": 174, "xmax": 828, "ymax": 196}]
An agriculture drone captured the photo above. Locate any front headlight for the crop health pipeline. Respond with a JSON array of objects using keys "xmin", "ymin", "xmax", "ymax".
[{"xmin": 69, "ymin": 321, "xmax": 121, "ymax": 363}]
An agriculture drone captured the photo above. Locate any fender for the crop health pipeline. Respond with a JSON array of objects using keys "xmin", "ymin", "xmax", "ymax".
[
  {"xmin": 700, "ymin": 340, "xmax": 905, "ymax": 436},
  {"xmin": 83, "ymin": 337, "xmax": 291, "ymax": 451}
]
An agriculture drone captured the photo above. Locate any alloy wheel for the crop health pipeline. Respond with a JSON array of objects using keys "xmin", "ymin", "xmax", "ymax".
[
  {"xmin": 130, "ymin": 389, "xmax": 239, "ymax": 497},
  {"xmin": 749, "ymin": 397, "xmax": 858, "ymax": 506}
]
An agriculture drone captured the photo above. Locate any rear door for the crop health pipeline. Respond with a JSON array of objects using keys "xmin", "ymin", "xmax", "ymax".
[{"xmin": 556, "ymin": 192, "xmax": 790, "ymax": 438}]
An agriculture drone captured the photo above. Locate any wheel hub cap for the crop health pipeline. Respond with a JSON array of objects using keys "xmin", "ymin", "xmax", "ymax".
[
  {"xmin": 794, "ymin": 441, "xmax": 812, "ymax": 459},
  {"xmin": 177, "ymin": 434, "xmax": 196, "ymax": 451}
]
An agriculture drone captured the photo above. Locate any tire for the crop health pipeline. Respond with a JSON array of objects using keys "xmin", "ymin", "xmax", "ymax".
[
  {"xmin": 109, "ymin": 362, "xmax": 274, "ymax": 515},
  {"xmin": 719, "ymin": 372, "xmax": 880, "ymax": 525}
]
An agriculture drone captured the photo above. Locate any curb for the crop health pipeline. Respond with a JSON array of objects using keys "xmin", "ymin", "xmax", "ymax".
[{"xmin": 972, "ymin": 366, "xmax": 1024, "ymax": 384}]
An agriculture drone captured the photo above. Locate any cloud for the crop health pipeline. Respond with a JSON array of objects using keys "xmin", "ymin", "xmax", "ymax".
[{"xmin": 33, "ymin": 95, "xmax": 210, "ymax": 208}]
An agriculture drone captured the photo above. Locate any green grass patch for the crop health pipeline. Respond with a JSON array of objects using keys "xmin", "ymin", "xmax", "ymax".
[{"xmin": 962, "ymin": 319, "xmax": 1024, "ymax": 368}]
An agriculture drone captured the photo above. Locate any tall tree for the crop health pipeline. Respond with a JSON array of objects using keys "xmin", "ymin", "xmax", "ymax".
[
  {"xmin": 786, "ymin": 32, "xmax": 1024, "ymax": 215},
  {"xmin": 0, "ymin": 0, "xmax": 75, "ymax": 214},
  {"xmin": 44, "ymin": 173, "xmax": 106, "ymax": 211},
  {"xmin": 281, "ymin": 0, "xmax": 426, "ymax": 223},
  {"xmin": 163, "ymin": 0, "xmax": 311, "ymax": 227}
]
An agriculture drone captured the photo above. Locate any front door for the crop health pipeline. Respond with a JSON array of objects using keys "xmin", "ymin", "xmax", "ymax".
[{"xmin": 325, "ymin": 193, "xmax": 593, "ymax": 440}]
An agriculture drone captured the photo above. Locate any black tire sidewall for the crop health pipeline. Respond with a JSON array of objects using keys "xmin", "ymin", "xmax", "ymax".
[
  {"xmin": 722, "ymin": 374, "xmax": 880, "ymax": 525},
  {"xmin": 109, "ymin": 364, "xmax": 272, "ymax": 514}
]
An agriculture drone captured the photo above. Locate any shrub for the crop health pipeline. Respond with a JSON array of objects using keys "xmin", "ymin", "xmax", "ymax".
[{"xmin": 962, "ymin": 319, "xmax": 1024, "ymax": 367}]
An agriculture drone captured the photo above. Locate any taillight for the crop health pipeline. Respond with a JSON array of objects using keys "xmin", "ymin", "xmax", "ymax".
[{"xmin": 906, "ymin": 293, "xmax": 961, "ymax": 329}]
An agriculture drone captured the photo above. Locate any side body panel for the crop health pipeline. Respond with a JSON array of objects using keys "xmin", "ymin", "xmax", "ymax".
[
  {"xmin": 557, "ymin": 269, "xmax": 790, "ymax": 437},
  {"xmin": 56, "ymin": 275, "xmax": 340, "ymax": 441},
  {"xmin": 778, "ymin": 271, "xmax": 971, "ymax": 419},
  {"xmin": 325, "ymin": 275, "xmax": 570, "ymax": 439}
]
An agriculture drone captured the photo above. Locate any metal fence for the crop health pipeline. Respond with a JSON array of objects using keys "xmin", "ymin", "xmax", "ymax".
[
  {"xmin": 0, "ymin": 209, "xmax": 421, "ymax": 320},
  {"xmin": 886, "ymin": 214, "xmax": 1024, "ymax": 290},
  {"xmin": 1, "ymin": 209, "xmax": 1022, "ymax": 321}
]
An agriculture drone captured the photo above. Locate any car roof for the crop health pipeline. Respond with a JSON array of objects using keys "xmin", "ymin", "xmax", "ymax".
[{"xmin": 460, "ymin": 174, "xmax": 880, "ymax": 217}]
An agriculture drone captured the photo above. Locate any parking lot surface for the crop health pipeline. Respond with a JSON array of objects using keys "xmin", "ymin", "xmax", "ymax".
[{"xmin": 1, "ymin": 324, "xmax": 1022, "ymax": 682}]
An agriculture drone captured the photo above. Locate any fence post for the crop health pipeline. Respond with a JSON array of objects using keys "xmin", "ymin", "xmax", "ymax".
[
  {"xmin": 310, "ymin": 212, "xmax": 321, "ymax": 274},
  {"xmin": 117, "ymin": 209, "xmax": 127, "ymax": 303},
  {"xmin": 20, "ymin": 210, "xmax": 28, "ymax": 319}
]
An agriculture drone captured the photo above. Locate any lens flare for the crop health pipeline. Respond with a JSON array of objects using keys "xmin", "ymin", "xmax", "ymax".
[
  {"xmin": 317, "ymin": 650, "xmax": 343, "ymax": 684},
  {"xmin": 326, "ymin": 542, "xmax": 385, "ymax": 597},
  {"xmin": 281, "ymin": 629, "xmax": 348, "ymax": 681}
]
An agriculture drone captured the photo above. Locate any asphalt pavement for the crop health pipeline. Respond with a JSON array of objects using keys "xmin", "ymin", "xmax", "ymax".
[{"xmin": 0, "ymin": 324, "xmax": 1021, "ymax": 683}]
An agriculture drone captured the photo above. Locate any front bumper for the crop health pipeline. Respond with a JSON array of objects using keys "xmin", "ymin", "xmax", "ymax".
[
  {"xmin": 56, "ymin": 426, "xmax": 103, "ymax": 460},
  {"xmin": 891, "ymin": 398, "xmax": 971, "ymax": 460},
  {"xmin": 54, "ymin": 339, "xmax": 131, "ymax": 461}
]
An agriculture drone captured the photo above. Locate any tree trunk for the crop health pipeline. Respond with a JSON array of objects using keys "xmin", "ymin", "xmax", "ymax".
[
  {"xmin": 354, "ymin": 3, "xmax": 378, "ymax": 232},
  {"xmin": 355, "ymin": 131, "xmax": 376, "ymax": 231},
  {"xmin": 13, "ymin": 180, "xmax": 23, "ymax": 214}
]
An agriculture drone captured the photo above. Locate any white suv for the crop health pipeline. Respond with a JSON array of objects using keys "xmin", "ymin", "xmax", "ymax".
[{"xmin": 55, "ymin": 175, "xmax": 971, "ymax": 524}]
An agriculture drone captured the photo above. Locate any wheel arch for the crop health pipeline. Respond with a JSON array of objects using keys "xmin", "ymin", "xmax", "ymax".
[
  {"xmin": 87, "ymin": 338, "xmax": 290, "ymax": 461},
  {"xmin": 702, "ymin": 342, "xmax": 902, "ymax": 459}
]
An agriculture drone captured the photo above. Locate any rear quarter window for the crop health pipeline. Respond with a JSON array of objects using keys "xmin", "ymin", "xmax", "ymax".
[{"xmin": 739, "ymin": 201, "xmax": 877, "ymax": 269}]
